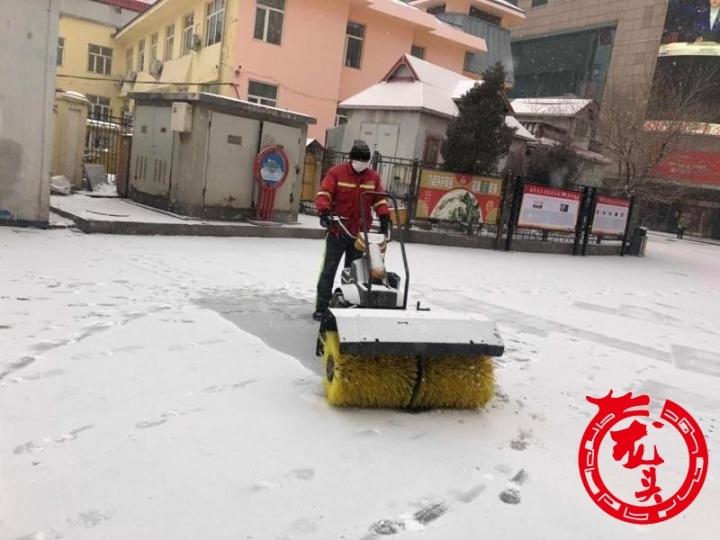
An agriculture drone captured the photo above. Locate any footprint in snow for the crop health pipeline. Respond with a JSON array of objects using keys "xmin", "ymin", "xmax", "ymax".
[
  {"xmin": 135, "ymin": 408, "xmax": 204, "ymax": 430},
  {"xmin": 510, "ymin": 429, "xmax": 532, "ymax": 451},
  {"xmin": 203, "ymin": 380, "xmax": 257, "ymax": 394},
  {"xmin": 69, "ymin": 509, "xmax": 113, "ymax": 528},
  {"xmin": 14, "ymin": 425, "xmax": 94, "ymax": 455},
  {"xmin": 366, "ymin": 486, "xmax": 485, "ymax": 537},
  {"xmin": 251, "ymin": 468, "xmax": 315, "ymax": 492},
  {"xmin": 499, "ymin": 469, "xmax": 528, "ymax": 505}
]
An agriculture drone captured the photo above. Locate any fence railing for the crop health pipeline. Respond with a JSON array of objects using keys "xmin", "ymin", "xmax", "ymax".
[
  {"xmin": 314, "ymin": 151, "xmax": 636, "ymax": 256},
  {"xmin": 85, "ymin": 113, "xmax": 133, "ymax": 177}
]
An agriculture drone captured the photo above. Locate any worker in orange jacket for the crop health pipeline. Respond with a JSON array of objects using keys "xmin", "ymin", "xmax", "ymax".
[{"xmin": 313, "ymin": 140, "xmax": 391, "ymax": 320}]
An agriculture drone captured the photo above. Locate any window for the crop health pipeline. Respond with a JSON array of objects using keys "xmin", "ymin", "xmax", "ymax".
[
  {"xmin": 344, "ymin": 22, "xmax": 365, "ymax": 69},
  {"xmin": 165, "ymin": 24, "xmax": 175, "ymax": 61},
  {"xmin": 335, "ymin": 114, "xmax": 348, "ymax": 126},
  {"xmin": 182, "ymin": 13, "xmax": 195, "ymax": 55},
  {"xmin": 137, "ymin": 39, "xmax": 145, "ymax": 71},
  {"xmin": 254, "ymin": 0, "xmax": 285, "ymax": 45},
  {"xmin": 410, "ymin": 44, "xmax": 425, "ymax": 60},
  {"xmin": 511, "ymin": 26, "xmax": 617, "ymax": 102},
  {"xmin": 88, "ymin": 44, "xmax": 113, "ymax": 74},
  {"xmin": 248, "ymin": 80, "xmax": 278, "ymax": 107},
  {"xmin": 206, "ymin": 0, "xmax": 225, "ymax": 46},
  {"xmin": 87, "ymin": 94, "xmax": 112, "ymax": 119},
  {"xmin": 463, "ymin": 51, "xmax": 481, "ymax": 74},
  {"xmin": 125, "ymin": 47, "xmax": 133, "ymax": 72},
  {"xmin": 57, "ymin": 37, "xmax": 65, "ymax": 66},
  {"xmin": 427, "ymin": 4, "xmax": 446, "ymax": 15},
  {"xmin": 531, "ymin": 0, "xmax": 548, "ymax": 7},
  {"xmin": 469, "ymin": 7, "xmax": 501, "ymax": 26},
  {"xmin": 423, "ymin": 135, "xmax": 442, "ymax": 167},
  {"xmin": 150, "ymin": 33, "xmax": 159, "ymax": 61}
]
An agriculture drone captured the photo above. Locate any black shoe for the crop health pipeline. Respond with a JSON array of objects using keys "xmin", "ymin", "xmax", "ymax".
[{"xmin": 312, "ymin": 310, "xmax": 325, "ymax": 322}]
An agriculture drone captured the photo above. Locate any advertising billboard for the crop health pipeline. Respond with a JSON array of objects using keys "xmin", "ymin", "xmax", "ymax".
[
  {"xmin": 517, "ymin": 184, "xmax": 582, "ymax": 232},
  {"xmin": 415, "ymin": 170, "xmax": 503, "ymax": 225},
  {"xmin": 648, "ymin": 1, "xmax": 720, "ymax": 175},
  {"xmin": 654, "ymin": 149, "xmax": 720, "ymax": 186},
  {"xmin": 659, "ymin": 0, "xmax": 720, "ymax": 57},
  {"xmin": 592, "ymin": 195, "xmax": 631, "ymax": 236}
]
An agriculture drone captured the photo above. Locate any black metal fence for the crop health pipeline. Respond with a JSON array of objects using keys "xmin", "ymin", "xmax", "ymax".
[
  {"xmin": 85, "ymin": 113, "xmax": 133, "ymax": 176},
  {"xmin": 315, "ymin": 151, "xmax": 637, "ymax": 256}
]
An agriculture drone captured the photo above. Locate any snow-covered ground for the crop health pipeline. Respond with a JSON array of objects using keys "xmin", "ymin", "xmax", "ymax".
[{"xmin": 1, "ymin": 228, "xmax": 718, "ymax": 539}]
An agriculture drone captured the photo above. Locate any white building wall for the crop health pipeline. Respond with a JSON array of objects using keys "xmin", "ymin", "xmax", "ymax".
[{"xmin": 0, "ymin": 0, "xmax": 59, "ymax": 225}]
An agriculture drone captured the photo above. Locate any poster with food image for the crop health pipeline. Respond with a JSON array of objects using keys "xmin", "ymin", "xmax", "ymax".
[
  {"xmin": 517, "ymin": 184, "xmax": 582, "ymax": 232},
  {"xmin": 592, "ymin": 195, "xmax": 631, "ymax": 236},
  {"xmin": 415, "ymin": 170, "xmax": 503, "ymax": 224}
]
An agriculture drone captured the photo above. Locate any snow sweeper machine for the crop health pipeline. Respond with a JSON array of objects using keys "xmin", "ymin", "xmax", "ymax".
[{"xmin": 316, "ymin": 192, "xmax": 505, "ymax": 410}]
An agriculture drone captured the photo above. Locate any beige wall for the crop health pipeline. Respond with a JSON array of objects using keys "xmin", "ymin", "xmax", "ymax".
[
  {"xmin": 117, "ymin": 0, "xmax": 241, "ymax": 99},
  {"xmin": 0, "ymin": 0, "xmax": 58, "ymax": 225},
  {"xmin": 514, "ymin": 0, "xmax": 670, "ymax": 93},
  {"xmin": 57, "ymin": 15, "xmax": 125, "ymax": 116}
]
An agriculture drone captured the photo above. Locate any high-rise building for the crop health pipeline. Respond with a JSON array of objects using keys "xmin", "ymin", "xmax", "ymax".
[{"xmin": 510, "ymin": 0, "xmax": 720, "ymax": 238}]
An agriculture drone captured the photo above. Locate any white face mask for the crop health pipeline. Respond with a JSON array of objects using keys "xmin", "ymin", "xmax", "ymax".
[{"xmin": 351, "ymin": 160, "xmax": 370, "ymax": 173}]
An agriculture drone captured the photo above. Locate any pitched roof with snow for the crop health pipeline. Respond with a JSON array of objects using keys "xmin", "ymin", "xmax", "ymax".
[
  {"xmin": 511, "ymin": 98, "xmax": 595, "ymax": 117},
  {"xmin": 340, "ymin": 55, "xmax": 533, "ymax": 140},
  {"xmin": 341, "ymin": 55, "xmax": 477, "ymax": 117}
]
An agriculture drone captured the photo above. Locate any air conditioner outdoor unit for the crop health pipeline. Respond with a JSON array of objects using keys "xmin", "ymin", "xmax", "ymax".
[
  {"xmin": 149, "ymin": 59, "xmax": 163, "ymax": 79},
  {"xmin": 125, "ymin": 70, "xmax": 138, "ymax": 84},
  {"xmin": 191, "ymin": 34, "xmax": 203, "ymax": 51}
]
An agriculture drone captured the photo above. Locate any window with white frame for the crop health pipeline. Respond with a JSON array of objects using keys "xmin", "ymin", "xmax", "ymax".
[
  {"xmin": 165, "ymin": 24, "xmax": 175, "ymax": 61},
  {"xmin": 182, "ymin": 13, "xmax": 195, "ymax": 54},
  {"xmin": 344, "ymin": 22, "xmax": 365, "ymax": 69},
  {"xmin": 87, "ymin": 94, "xmax": 112, "ymax": 119},
  {"xmin": 150, "ymin": 32, "xmax": 159, "ymax": 61},
  {"xmin": 248, "ymin": 80, "xmax": 278, "ymax": 107},
  {"xmin": 206, "ymin": 0, "xmax": 225, "ymax": 46},
  {"xmin": 254, "ymin": 0, "xmax": 285, "ymax": 45},
  {"xmin": 137, "ymin": 39, "xmax": 145, "ymax": 71},
  {"xmin": 88, "ymin": 44, "xmax": 113, "ymax": 74},
  {"xmin": 57, "ymin": 37, "xmax": 65, "ymax": 66},
  {"xmin": 126, "ymin": 47, "xmax": 133, "ymax": 72}
]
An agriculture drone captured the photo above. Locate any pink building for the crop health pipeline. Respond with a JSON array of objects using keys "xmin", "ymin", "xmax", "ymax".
[{"xmin": 116, "ymin": 0, "xmax": 487, "ymax": 140}]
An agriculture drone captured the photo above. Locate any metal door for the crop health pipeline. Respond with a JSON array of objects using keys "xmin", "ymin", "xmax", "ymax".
[{"xmin": 204, "ymin": 111, "xmax": 260, "ymax": 209}]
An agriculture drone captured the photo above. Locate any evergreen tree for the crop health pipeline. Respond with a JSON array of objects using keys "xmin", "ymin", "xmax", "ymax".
[{"xmin": 441, "ymin": 62, "xmax": 515, "ymax": 174}]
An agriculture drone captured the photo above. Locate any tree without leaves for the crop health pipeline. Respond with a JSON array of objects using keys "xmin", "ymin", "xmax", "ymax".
[
  {"xmin": 441, "ymin": 62, "xmax": 516, "ymax": 175},
  {"xmin": 597, "ymin": 60, "xmax": 719, "ymax": 203}
]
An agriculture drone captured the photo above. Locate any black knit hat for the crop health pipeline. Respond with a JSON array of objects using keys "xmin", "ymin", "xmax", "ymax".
[{"xmin": 349, "ymin": 139, "xmax": 371, "ymax": 162}]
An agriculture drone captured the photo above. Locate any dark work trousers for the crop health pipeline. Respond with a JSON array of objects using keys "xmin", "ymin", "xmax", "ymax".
[{"xmin": 316, "ymin": 232, "xmax": 363, "ymax": 312}]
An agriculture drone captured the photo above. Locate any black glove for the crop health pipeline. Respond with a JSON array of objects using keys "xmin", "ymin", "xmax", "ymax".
[
  {"xmin": 379, "ymin": 214, "xmax": 391, "ymax": 236},
  {"xmin": 319, "ymin": 212, "xmax": 331, "ymax": 229}
]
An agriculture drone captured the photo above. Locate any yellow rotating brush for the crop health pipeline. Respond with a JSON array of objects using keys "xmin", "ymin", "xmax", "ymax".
[{"xmin": 321, "ymin": 331, "xmax": 497, "ymax": 410}]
